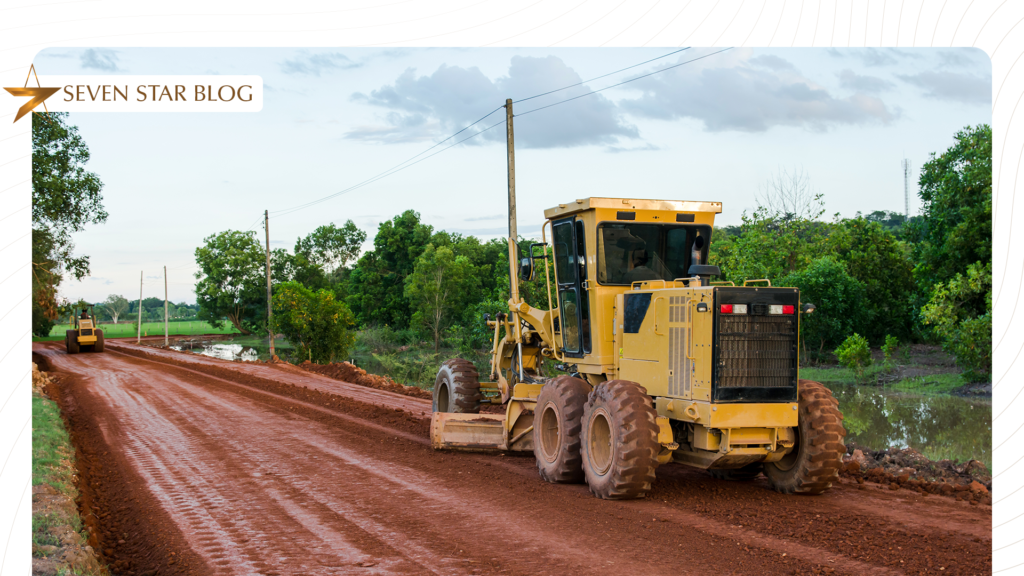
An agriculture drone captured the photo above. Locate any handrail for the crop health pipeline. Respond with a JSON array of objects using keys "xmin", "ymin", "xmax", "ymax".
[
  {"xmin": 653, "ymin": 297, "xmax": 666, "ymax": 335},
  {"xmin": 542, "ymin": 221, "xmax": 564, "ymax": 362},
  {"xmin": 743, "ymin": 279, "xmax": 772, "ymax": 286}
]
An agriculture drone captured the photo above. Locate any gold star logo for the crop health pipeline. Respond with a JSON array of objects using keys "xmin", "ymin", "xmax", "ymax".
[{"xmin": 4, "ymin": 64, "xmax": 59, "ymax": 123}]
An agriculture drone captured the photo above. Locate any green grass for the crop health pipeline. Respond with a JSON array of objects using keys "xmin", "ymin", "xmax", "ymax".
[
  {"xmin": 801, "ymin": 364, "xmax": 966, "ymax": 396},
  {"xmin": 32, "ymin": 394, "xmax": 85, "ymax": 551},
  {"xmin": 32, "ymin": 395, "xmax": 77, "ymax": 497},
  {"xmin": 35, "ymin": 320, "xmax": 239, "ymax": 341},
  {"xmin": 887, "ymin": 373, "xmax": 965, "ymax": 395}
]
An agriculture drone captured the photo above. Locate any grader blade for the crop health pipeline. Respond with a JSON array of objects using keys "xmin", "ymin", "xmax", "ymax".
[{"xmin": 430, "ymin": 412, "xmax": 508, "ymax": 451}]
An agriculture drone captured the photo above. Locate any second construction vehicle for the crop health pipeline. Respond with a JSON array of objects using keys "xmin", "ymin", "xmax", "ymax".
[
  {"xmin": 65, "ymin": 305, "xmax": 105, "ymax": 354},
  {"xmin": 429, "ymin": 99, "xmax": 846, "ymax": 500}
]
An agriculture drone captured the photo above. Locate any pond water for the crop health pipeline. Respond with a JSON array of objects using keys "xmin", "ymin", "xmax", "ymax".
[
  {"xmin": 168, "ymin": 335, "xmax": 290, "ymax": 362},
  {"xmin": 824, "ymin": 382, "xmax": 992, "ymax": 470}
]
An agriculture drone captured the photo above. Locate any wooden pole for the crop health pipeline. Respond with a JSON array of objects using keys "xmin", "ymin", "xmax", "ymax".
[
  {"xmin": 265, "ymin": 210, "xmax": 275, "ymax": 358},
  {"xmin": 504, "ymin": 98, "xmax": 524, "ymax": 382},
  {"xmin": 137, "ymin": 271, "xmax": 143, "ymax": 344},
  {"xmin": 164, "ymin": 265, "xmax": 169, "ymax": 346}
]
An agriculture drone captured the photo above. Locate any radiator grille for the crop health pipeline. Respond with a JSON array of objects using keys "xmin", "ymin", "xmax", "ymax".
[
  {"xmin": 80, "ymin": 329, "xmax": 93, "ymax": 336},
  {"xmin": 667, "ymin": 296, "xmax": 690, "ymax": 397},
  {"xmin": 717, "ymin": 315, "xmax": 795, "ymax": 388}
]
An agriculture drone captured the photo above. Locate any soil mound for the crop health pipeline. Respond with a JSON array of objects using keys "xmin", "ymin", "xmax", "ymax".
[
  {"xmin": 297, "ymin": 361, "xmax": 432, "ymax": 400},
  {"xmin": 841, "ymin": 444, "xmax": 992, "ymax": 505}
]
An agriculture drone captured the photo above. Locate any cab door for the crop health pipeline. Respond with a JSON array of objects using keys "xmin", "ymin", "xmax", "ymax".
[{"xmin": 552, "ymin": 217, "xmax": 591, "ymax": 357}]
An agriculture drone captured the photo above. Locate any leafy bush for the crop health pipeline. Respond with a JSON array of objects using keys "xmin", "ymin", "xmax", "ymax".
[
  {"xmin": 781, "ymin": 257, "xmax": 867, "ymax": 360},
  {"xmin": 882, "ymin": 335, "xmax": 899, "ymax": 364},
  {"xmin": 921, "ymin": 261, "xmax": 991, "ymax": 382},
  {"xmin": 272, "ymin": 281, "xmax": 356, "ymax": 364},
  {"xmin": 835, "ymin": 333, "xmax": 872, "ymax": 380}
]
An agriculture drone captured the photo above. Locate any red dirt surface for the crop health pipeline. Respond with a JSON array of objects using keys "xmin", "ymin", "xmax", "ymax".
[{"xmin": 34, "ymin": 340, "xmax": 992, "ymax": 576}]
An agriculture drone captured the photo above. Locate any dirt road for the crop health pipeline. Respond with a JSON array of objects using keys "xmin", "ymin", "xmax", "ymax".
[{"xmin": 34, "ymin": 341, "xmax": 992, "ymax": 576}]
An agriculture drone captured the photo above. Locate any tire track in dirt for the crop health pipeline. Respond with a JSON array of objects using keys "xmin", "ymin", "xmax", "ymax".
[{"xmin": 35, "ymin": 342, "xmax": 992, "ymax": 575}]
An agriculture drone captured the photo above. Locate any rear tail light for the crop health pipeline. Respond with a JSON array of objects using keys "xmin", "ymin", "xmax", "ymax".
[
  {"xmin": 721, "ymin": 304, "xmax": 747, "ymax": 314},
  {"xmin": 782, "ymin": 305, "xmax": 795, "ymax": 315},
  {"xmin": 721, "ymin": 304, "xmax": 732, "ymax": 314},
  {"xmin": 768, "ymin": 305, "xmax": 797, "ymax": 315}
]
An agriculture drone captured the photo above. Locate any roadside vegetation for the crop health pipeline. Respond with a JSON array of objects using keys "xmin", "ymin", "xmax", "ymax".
[
  {"xmin": 36, "ymin": 319, "xmax": 237, "ymax": 342},
  {"xmin": 185, "ymin": 124, "xmax": 990, "ymax": 390},
  {"xmin": 32, "ymin": 364, "xmax": 106, "ymax": 575},
  {"xmin": 34, "ymin": 112, "xmax": 991, "ymax": 390}
]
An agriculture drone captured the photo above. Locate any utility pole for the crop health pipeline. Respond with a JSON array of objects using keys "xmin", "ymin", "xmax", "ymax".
[
  {"xmin": 137, "ymin": 271, "xmax": 143, "ymax": 344},
  {"xmin": 265, "ymin": 210, "xmax": 275, "ymax": 358},
  {"xmin": 164, "ymin": 265, "xmax": 169, "ymax": 347},
  {"xmin": 902, "ymin": 158, "xmax": 911, "ymax": 220},
  {"xmin": 504, "ymin": 98, "xmax": 523, "ymax": 382}
]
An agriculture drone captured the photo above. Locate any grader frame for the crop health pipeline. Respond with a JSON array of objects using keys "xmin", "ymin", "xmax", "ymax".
[{"xmin": 429, "ymin": 100, "xmax": 846, "ymax": 500}]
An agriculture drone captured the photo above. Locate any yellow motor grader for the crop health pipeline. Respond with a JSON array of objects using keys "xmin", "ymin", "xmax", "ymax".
[
  {"xmin": 429, "ymin": 100, "xmax": 846, "ymax": 500},
  {"xmin": 65, "ymin": 305, "xmax": 105, "ymax": 354}
]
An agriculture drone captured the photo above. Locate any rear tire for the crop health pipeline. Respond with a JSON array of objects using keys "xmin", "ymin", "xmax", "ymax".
[
  {"xmin": 534, "ymin": 375, "xmax": 591, "ymax": 484},
  {"xmin": 94, "ymin": 329, "xmax": 105, "ymax": 353},
  {"xmin": 66, "ymin": 330, "xmax": 80, "ymax": 354},
  {"xmin": 580, "ymin": 380, "xmax": 661, "ymax": 500},
  {"xmin": 432, "ymin": 359, "xmax": 482, "ymax": 414},
  {"xmin": 709, "ymin": 463, "xmax": 763, "ymax": 481},
  {"xmin": 764, "ymin": 380, "xmax": 846, "ymax": 495}
]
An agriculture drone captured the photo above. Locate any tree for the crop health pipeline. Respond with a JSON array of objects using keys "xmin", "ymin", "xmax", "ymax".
[
  {"xmin": 194, "ymin": 230, "xmax": 266, "ymax": 334},
  {"xmin": 755, "ymin": 166, "xmax": 822, "ymax": 220},
  {"xmin": 921, "ymin": 262, "xmax": 991, "ymax": 382},
  {"xmin": 711, "ymin": 204, "xmax": 828, "ymax": 284},
  {"xmin": 102, "ymin": 294, "xmax": 130, "ymax": 323},
  {"xmin": 273, "ymin": 281, "xmax": 356, "ymax": 363},
  {"xmin": 294, "ymin": 220, "xmax": 367, "ymax": 277},
  {"xmin": 908, "ymin": 124, "xmax": 992, "ymax": 290},
  {"xmin": 347, "ymin": 210, "xmax": 434, "ymax": 327},
  {"xmin": 781, "ymin": 257, "xmax": 867, "ymax": 360},
  {"xmin": 32, "ymin": 112, "xmax": 107, "ymax": 328},
  {"xmin": 405, "ymin": 245, "xmax": 481, "ymax": 351},
  {"xmin": 825, "ymin": 217, "xmax": 916, "ymax": 343}
]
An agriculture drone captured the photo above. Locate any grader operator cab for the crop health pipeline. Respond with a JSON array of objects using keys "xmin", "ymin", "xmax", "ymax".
[
  {"xmin": 65, "ymin": 305, "xmax": 105, "ymax": 354},
  {"xmin": 430, "ymin": 197, "xmax": 846, "ymax": 499}
]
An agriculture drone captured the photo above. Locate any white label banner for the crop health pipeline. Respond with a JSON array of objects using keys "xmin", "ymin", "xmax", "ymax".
[{"xmin": 37, "ymin": 75, "xmax": 263, "ymax": 112}]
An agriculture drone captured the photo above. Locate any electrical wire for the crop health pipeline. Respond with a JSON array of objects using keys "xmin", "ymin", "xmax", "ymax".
[
  {"xmin": 273, "ymin": 118, "xmax": 507, "ymax": 219},
  {"xmin": 255, "ymin": 47, "xmax": 731, "ymax": 223},
  {"xmin": 268, "ymin": 106, "xmax": 504, "ymax": 217},
  {"xmin": 512, "ymin": 47, "xmax": 689, "ymax": 104},
  {"xmin": 516, "ymin": 47, "xmax": 732, "ymax": 118}
]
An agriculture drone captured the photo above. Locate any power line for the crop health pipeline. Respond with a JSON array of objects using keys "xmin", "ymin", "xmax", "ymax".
[
  {"xmin": 259, "ymin": 47, "xmax": 731, "ymax": 222},
  {"xmin": 273, "ymin": 118, "xmax": 507, "ymax": 219},
  {"xmin": 268, "ymin": 105, "xmax": 504, "ymax": 217},
  {"xmin": 512, "ymin": 47, "xmax": 690, "ymax": 104},
  {"xmin": 516, "ymin": 47, "xmax": 732, "ymax": 118}
]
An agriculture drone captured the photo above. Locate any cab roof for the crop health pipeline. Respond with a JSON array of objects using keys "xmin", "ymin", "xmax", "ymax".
[{"xmin": 543, "ymin": 197, "xmax": 723, "ymax": 219}]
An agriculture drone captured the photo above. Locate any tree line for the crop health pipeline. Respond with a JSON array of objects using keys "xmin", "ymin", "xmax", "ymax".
[{"xmin": 30, "ymin": 111, "xmax": 990, "ymax": 381}]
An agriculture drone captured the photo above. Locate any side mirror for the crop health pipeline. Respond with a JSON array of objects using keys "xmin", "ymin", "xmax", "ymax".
[
  {"xmin": 801, "ymin": 303, "xmax": 816, "ymax": 314},
  {"xmin": 519, "ymin": 256, "xmax": 534, "ymax": 282}
]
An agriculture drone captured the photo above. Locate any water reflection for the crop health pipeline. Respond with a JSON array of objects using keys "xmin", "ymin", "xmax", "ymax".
[
  {"xmin": 824, "ymin": 382, "xmax": 992, "ymax": 470},
  {"xmin": 171, "ymin": 343, "xmax": 259, "ymax": 362}
]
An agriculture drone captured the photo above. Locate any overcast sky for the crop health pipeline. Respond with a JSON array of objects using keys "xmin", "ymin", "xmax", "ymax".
[{"xmin": 37, "ymin": 46, "xmax": 991, "ymax": 304}]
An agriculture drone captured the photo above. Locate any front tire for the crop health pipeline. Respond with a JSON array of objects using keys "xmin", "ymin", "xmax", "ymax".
[
  {"xmin": 432, "ymin": 359, "xmax": 482, "ymax": 414},
  {"xmin": 533, "ymin": 375, "xmax": 591, "ymax": 484},
  {"xmin": 580, "ymin": 380, "xmax": 661, "ymax": 500},
  {"xmin": 764, "ymin": 380, "xmax": 846, "ymax": 495}
]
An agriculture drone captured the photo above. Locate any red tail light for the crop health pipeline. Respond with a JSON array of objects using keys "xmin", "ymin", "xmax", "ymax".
[
  {"xmin": 721, "ymin": 304, "xmax": 733, "ymax": 314},
  {"xmin": 782, "ymin": 305, "xmax": 795, "ymax": 315}
]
